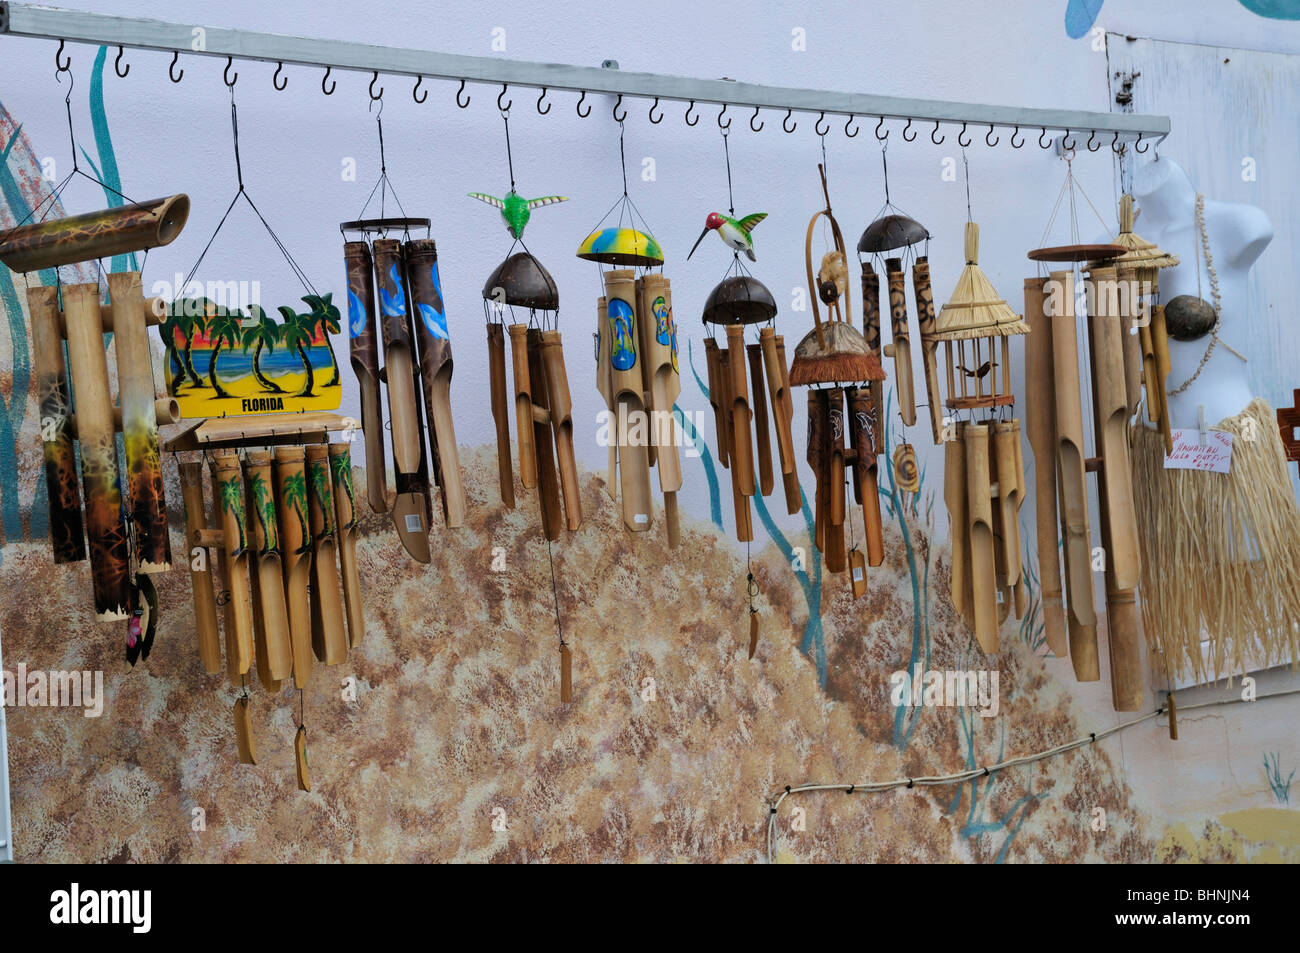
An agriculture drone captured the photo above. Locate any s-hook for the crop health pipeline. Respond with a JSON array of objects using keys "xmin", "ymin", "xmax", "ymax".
[
  {"xmin": 536, "ymin": 86, "xmax": 550, "ymax": 114},
  {"xmin": 414, "ymin": 76, "xmax": 428, "ymax": 104},
  {"xmin": 321, "ymin": 66, "xmax": 335, "ymax": 95},
  {"xmin": 1110, "ymin": 130, "xmax": 1122, "ymax": 153},
  {"xmin": 875, "ymin": 116, "xmax": 888, "ymax": 141},
  {"xmin": 902, "ymin": 117, "xmax": 917, "ymax": 142},
  {"xmin": 613, "ymin": 93, "xmax": 627, "ymax": 123},
  {"xmin": 1038, "ymin": 127, "xmax": 1052, "ymax": 149},
  {"xmin": 750, "ymin": 106, "xmax": 764, "ymax": 132},
  {"xmin": 957, "ymin": 122, "xmax": 972, "ymax": 147},
  {"xmin": 457, "ymin": 79, "xmax": 471, "ymax": 108},
  {"xmin": 649, "ymin": 97, "xmax": 663, "ymax": 124},
  {"xmin": 114, "ymin": 46, "xmax": 130, "ymax": 78},
  {"xmin": 273, "ymin": 62, "xmax": 287, "ymax": 91},
  {"xmin": 369, "ymin": 71, "xmax": 384, "ymax": 101},
  {"xmin": 985, "ymin": 124, "xmax": 999, "ymax": 147},
  {"xmin": 685, "ymin": 100, "xmax": 699, "ymax": 126},
  {"xmin": 782, "ymin": 109, "xmax": 796, "ymax": 133},
  {"xmin": 55, "ymin": 39, "xmax": 70, "ymax": 73},
  {"xmin": 1010, "ymin": 125, "xmax": 1025, "ymax": 149},
  {"xmin": 576, "ymin": 89, "xmax": 590, "ymax": 117},
  {"xmin": 1062, "ymin": 129, "xmax": 1078, "ymax": 150},
  {"xmin": 497, "ymin": 83, "xmax": 511, "ymax": 112},
  {"xmin": 931, "ymin": 120, "xmax": 944, "ymax": 145},
  {"xmin": 1134, "ymin": 132, "xmax": 1148, "ymax": 153},
  {"xmin": 1087, "ymin": 129, "xmax": 1101, "ymax": 152},
  {"xmin": 844, "ymin": 114, "xmax": 859, "ymax": 138},
  {"xmin": 718, "ymin": 103, "xmax": 731, "ymax": 131},
  {"xmin": 815, "ymin": 111, "xmax": 830, "ymax": 136},
  {"xmin": 223, "ymin": 55, "xmax": 237, "ymax": 88},
  {"xmin": 169, "ymin": 51, "xmax": 183, "ymax": 83}
]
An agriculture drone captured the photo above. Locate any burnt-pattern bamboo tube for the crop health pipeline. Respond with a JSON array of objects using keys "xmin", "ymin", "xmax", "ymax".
[
  {"xmin": 860, "ymin": 260, "xmax": 887, "ymax": 430},
  {"xmin": 487, "ymin": 322, "xmax": 515, "ymax": 508},
  {"xmin": 210, "ymin": 452, "xmax": 254, "ymax": 677},
  {"xmin": 273, "ymin": 447, "xmax": 313, "ymax": 689},
  {"xmin": 847, "ymin": 387, "xmax": 885, "ymax": 567},
  {"xmin": 884, "ymin": 258, "xmax": 916, "ymax": 427},
  {"xmin": 108, "ymin": 271, "xmax": 171, "ymax": 573},
  {"xmin": 405, "ymin": 238, "xmax": 466, "ymax": 528},
  {"xmin": 964, "ymin": 423, "xmax": 998, "ymax": 653},
  {"xmin": 329, "ymin": 443, "xmax": 366, "ymax": 649},
  {"xmin": 28, "ymin": 285, "xmax": 85, "ymax": 563},
  {"xmin": 945, "ymin": 421, "xmax": 971, "ymax": 626},
  {"xmin": 0, "ymin": 195, "xmax": 189, "ymax": 273},
  {"xmin": 179, "ymin": 461, "xmax": 222, "ymax": 675},
  {"xmin": 62, "ymin": 283, "xmax": 129, "ymax": 621},
  {"xmin": 604, "ymin": 269, "xmax": 652, "ymax": 532},
  {"xmin": 823, "ymin": 388, "xmax": 847, "ymax": 573},
  {"xmin": 1024, "ymin": 277, "xmax": 1067, "ymax": 658},
  {"xmin": 913, "ymin": 257, "xmax": 944, "ymax": 444},
  {"xmin": 1048, "ymin": 270, "xmax": 1098, "ymax": 657},
  {"xmin": 344, "ymin": 240, "xmax": 389, "ymax": 516},
  {"xmin": 508, "ymin": 323, "xmax": 539, "ymax": 489},
  {"xmin": 306, "ymin": 444, "xmax": 348, "ymax": 666},
  {"xmin": 373, "ymin": 239, "xmax": 431, "ymax": 562},
  {"xmin": 526, "ymin": 328, "xmax": 563, "ymax": 541},
  {"xmin": 243, "ymin": 451, "xmax": 293, "ymax": 683},
  {"xmin": 539, "ymin": 330, "xmax": 581, "ymax": 531}
]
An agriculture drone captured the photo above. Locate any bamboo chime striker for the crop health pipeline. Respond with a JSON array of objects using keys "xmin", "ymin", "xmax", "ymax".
[
  {"xmin": 934, "ymin": 221, "xmax": 1029, "ymax": 655},
  {"xmin": 0, "ymin": 194, "xmax": 189, "ymax": 659},
  {"xmin": 789, "ymin": 165, "xmax": 886, "ymax": 599},
  {"xmin": 1025, "ymin": 164, "xmax": 1151, "ymax": 711},
  {"xmin": 578, "ymin": 122, "xmax": 680, "ymax": 545}
]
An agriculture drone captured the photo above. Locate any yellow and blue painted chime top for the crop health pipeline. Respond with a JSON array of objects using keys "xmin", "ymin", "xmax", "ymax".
[{"xmin": 576, "ymin": 227, "xmax": 664, "ymax": 267}]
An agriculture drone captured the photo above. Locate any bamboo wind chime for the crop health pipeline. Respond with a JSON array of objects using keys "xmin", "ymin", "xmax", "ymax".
[
  {"xmin": 474, "ymin": 104, "xmax": 579, "ymax": 701},
  {"xmin": 935, "ymin": 221, "xmax": 1029, "ymax": 655},
  {"xmin": 0, "ymin": 194, "xmax": 189, "ymax": 659},
  {"xmin": 1025, "ymin": 165, "xmax": 1162, "ymax": 711},
  {"xmin": 688, "ymin": 128, "xmax": 792, "ymax": 658},
  {"xmin": 789, "ymin": 165, "xmax": 885, "ymax": 599}
]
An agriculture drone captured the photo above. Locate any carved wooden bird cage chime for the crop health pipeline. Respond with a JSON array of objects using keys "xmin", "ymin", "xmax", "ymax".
[
  {"xmin": 936, "ymin": 220, "xmax": 1029, "ymax": 655},
  {"xmin": 789, "ymin": 165, "xmax": 885, "ymax": 600},
  {"xmin": 579, "ymin": 120, "xmax": 682, "ymax": 546}
]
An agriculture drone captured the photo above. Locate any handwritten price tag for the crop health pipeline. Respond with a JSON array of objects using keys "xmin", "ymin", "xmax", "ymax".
[{"xmin": 1164, "ymin": 429, "xmax": 1233, "ymax": 473}]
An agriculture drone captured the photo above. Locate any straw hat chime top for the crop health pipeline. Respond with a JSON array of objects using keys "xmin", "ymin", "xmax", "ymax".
[
  {"xmin": 934, "ymin": 222, "xmax": 1028, "ymax": 340},
  {"xmin": 1088, "ymin": 193, "xmax": 1180, "ymax": 277},
  {"xmin": 788, "ymin": 321, "xmax": 885, "ymax": 386}
]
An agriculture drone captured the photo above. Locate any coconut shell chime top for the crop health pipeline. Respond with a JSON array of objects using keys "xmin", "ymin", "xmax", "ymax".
[{"xmin": 934, "ymin": 221, "xmax": 1029, "ymax": 656}]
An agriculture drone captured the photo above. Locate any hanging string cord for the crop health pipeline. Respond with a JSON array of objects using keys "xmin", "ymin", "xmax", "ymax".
[
  {"xmin": 880, "ymin": 141, "xmax": 890, "ymax": 207},
  {"xmin": 722, "ymin": 128, "xmax": 736, "ymax": 217},
  {"xmin": 1169, "ymin": 194, "xmax": 1246, "ymax": 395},
  {"xmin": 619, "ymin": 120, "xmax": 629, "ymax": 198},
  {"xmin": 546, "ymin": 537, "xmax": 565, "ymax": 648},
  {"xmin": 355, "ymin": 106, "xmax": 410, "ymax": 222},
  {"xmin": 502, "ymin": 108, "xmax": 516, "ymax": 191},
  {"xmin": 746, "ymin": 540, "xmax": 757, "ymax": 616},
  {"xmin": 766, "ymin": 685, "xmax": 1300, "ymax": 863},
  {"xmin": 962, "ymin": 147, "xmax": 973, "ymax": 221}
]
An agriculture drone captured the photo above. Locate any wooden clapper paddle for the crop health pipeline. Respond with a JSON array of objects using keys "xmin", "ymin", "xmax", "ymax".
[{"xmin": 790, "ymin": 164, "xmax": 887, "ymax": 598}]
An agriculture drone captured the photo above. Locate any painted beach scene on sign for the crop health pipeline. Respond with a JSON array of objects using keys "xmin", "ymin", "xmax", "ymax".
[{"xmin": 159, "ymin": 294, "xmax": 343, "ymax": 417}]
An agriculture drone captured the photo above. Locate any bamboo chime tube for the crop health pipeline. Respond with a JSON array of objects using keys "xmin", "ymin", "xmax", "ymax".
[
  {"xmin": 725, "ymin": 326, "xmax": 753, "ymax": 541},
  {"xmin": 526, "ymin": 328, "xmax": 563, "ymax": 541},
  {"xmin": 1010, "ymin": 418, "xmax": 1029, "ymax": 618},
  {"xmin": 775, "ymin": 335, "xmax": 801, "ymax": 514},
  {"xmin": 885, "ymin": 258, "xmax": 916, "ymax": 427},
  {"xmin": 344, "ymin": 241, "xmax": 390, "ymax": 515},
  {"xmin": 824, "ymin": 388, "xmax": 847, "ymax": 573},
  {"xmin": 634, "ymin": 276, "xmax": 656, "ymax": 470},
  {"xmin": 808, "ymin": 389, "xmax": 827, "ymax": 555},
  {"xmin": 847, "ymin": 387, "xmax": 885, "ymax": 566},
  {"xmin": 178, "ymin": 461, "xmax": 222, "ymax": 675},
  {"xmin": 596, "ymin": 297, "xmax": 618, "ymax": 500},
  {"xmin": 748, "ymin": 344, "xmax": 774, "ymax": 497},
  {"xmin": 28, "ymin": 285, "xmax": 85, "ymax": 563},
  {"xmin": 642, "ymin": 275, "xmax": 682, "ymax": 544},
  {"xmin": 964, "ymin": 423, "xmax": 998, "ymax": 652},
  {"xmin": 860, "ymin": 260, "xmax": 886, "ymax": 429},
  {"xmin": 1024, "ymin": 277, "xmax": 1067, "ymax": 658},
  {"xmin": 703, "ymin": 337, "xmax": 728, "ymax": 468},
  {"xmin": 273, "ymin": 447, "xmax": 313, "ymax": 689},
  {"xmin": 1151, "ymin": 304, "xmax": 1175, "ymax": 455},
  {"xmin": 759, "ymin": 327, "xmax": 800, "ymax": 514},
  {"xmin": 946, "ymin": 421, "xmax": 971, "ymax": 624},
  {"xmin": 405, "ymin": 238, "xmax": 466, "ymax": 528},
  {"xmin": 508, "ymin": 323, "xmax": 539, "ymax": 489},
  {"xmin": 62, "ymin": 283, "xmax": 130, "ymax": 621},
  {"xmin": 603, "ymin": 269, "xmax": 652, "ymax": 531},
  {"xmin": 0, "ymin": 195, "xmax": 189, "ymax": 273},
  {"xmin": 486, "ymin": 322, "xmax": 515, "ymax": 508},
  {"xmin": 1117, "ymin": 265, "xmax": 1144, "ymax": 414},
  {"xmin": 373, "ymin": 239, "xmax": 431, "ymax": 562},
  {"xmin": 305, "ymin": 444, "xmax": 348, "ymax": 665},
  {"xmin": 539, "ymin": 330, "xmax": 582, "ymax": 530},
  {"xmin": 243, "ymin": 451, "xmax": 293, "ymax": 683},
  {"xmin": 913, "ymin": 257, "xmax": 945, "ymax": 444},
  {"xmin": 210, "ymin": 452, "xmax": 254, "ymax": 677},
  {"xmin": 107, "ymin": 271, "xmax": 172, "ymax": 574},
  {"xmin": 329, "ymin": 443, "xmax": 366, "ymax": 648},
  {"xmin": 1048, "ymin": 270, "xmax": 1098, "ymax": 677},
  {"xmin": 993, "ymin": 421, "xmax": 1022, "ymax": 591}
]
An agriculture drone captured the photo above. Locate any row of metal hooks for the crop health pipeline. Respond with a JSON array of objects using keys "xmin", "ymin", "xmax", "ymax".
[{"xmin": 69, "ymin": 40, "xmax": 1167, "ymax": 156}]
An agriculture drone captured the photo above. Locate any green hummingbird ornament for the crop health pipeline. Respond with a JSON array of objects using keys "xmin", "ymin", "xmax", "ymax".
[
  {"xmin": 468, "ymin": 190, "xmax": 569, "ymax": 240},
  {"xmin": 687, "ymin": 211, "xmax": 768, "ymax": 262}
]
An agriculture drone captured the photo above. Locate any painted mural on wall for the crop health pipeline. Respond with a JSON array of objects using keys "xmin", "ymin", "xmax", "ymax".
[{"xmin": 0, "ymin": 46, "xmax": 1297, "ymax": 863}]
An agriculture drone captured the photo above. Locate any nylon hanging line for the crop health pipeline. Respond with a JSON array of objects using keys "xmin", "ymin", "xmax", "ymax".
[
  {"xmin": 619, "ymin": 119, "xmax": 629, "ymax": 198},
  {"xmin": 501, "ymin": 107, "xmax": 516, "ymax": 191},
  {"xmin": 962, "ymin": 147, "xmax": 973, "ymax": 221},
  {"xmin": 545, "ymin": 537, "xmax": 565, "ymax": 652},
  {"xmin": 722, "ymin": 127, "xmax": 736, "ymax": 217},
  {"xmin": 880, "ymin": 140, "xmax": 890, "ymax": 207}
]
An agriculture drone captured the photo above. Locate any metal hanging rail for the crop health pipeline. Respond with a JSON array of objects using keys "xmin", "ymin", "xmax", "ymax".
[{"xmin": 0, "ymin": 2, "xmax": 1170, "ymax": 146}]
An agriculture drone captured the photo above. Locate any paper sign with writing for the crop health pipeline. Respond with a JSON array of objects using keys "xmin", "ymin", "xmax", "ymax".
[{"xmin": 1164, "ymin": 429, "xmax": 1233, "ymax": 473}]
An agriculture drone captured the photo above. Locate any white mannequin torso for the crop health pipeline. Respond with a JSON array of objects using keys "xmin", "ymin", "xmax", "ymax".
[{"xmin": 1130, "ymin": 158, "xmax": 1272, "ymax": 427}]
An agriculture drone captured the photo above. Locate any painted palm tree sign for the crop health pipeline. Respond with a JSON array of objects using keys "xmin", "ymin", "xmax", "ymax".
[
  {"xmin": 159, "ymin": 295, "xmax": 343, "ymax": 417},
  {"xmin": 607, "ymin": 296, "xmax": 638, "ymax": 372}
]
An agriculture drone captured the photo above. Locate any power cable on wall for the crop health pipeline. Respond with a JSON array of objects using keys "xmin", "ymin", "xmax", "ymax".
[{"xmin": 765, "ymin": 686, "xmax": 1300, "ymax": 863}]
